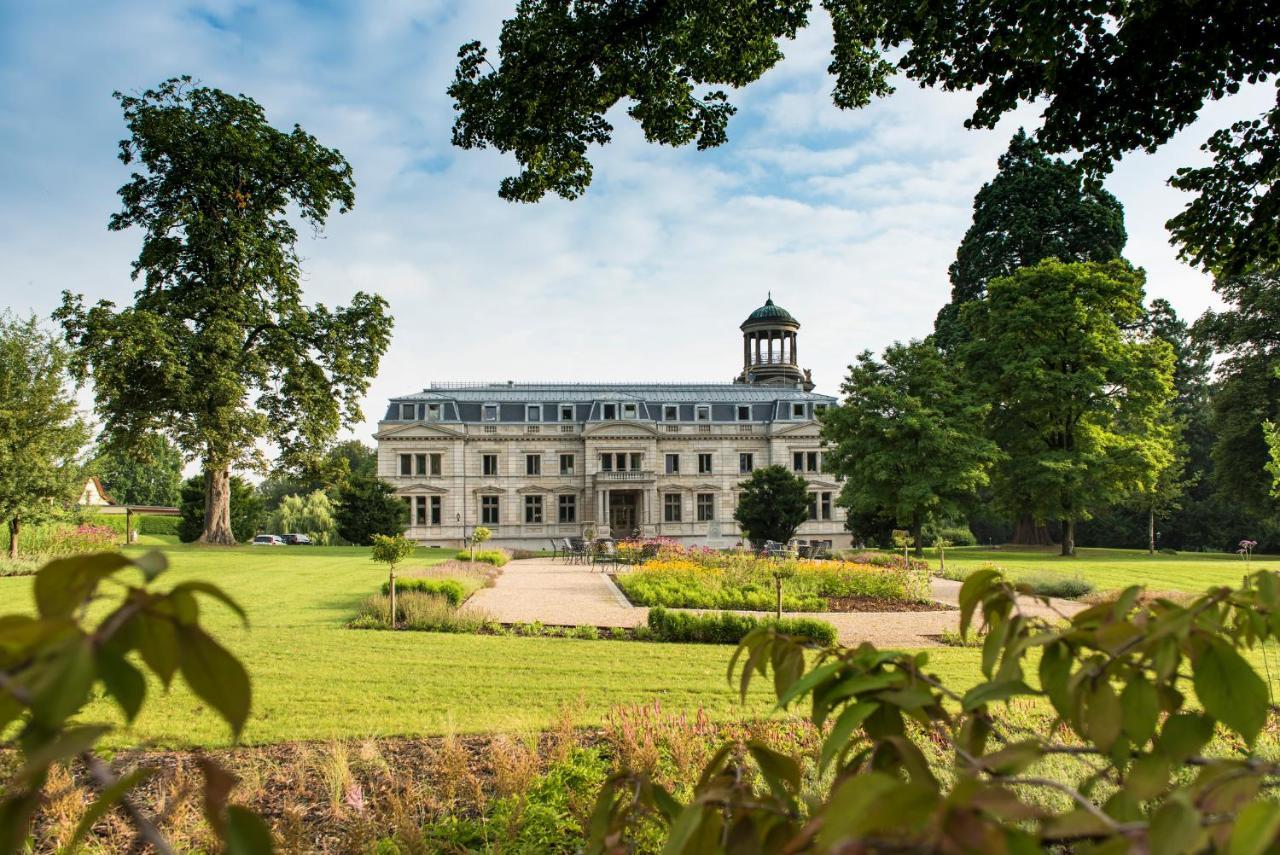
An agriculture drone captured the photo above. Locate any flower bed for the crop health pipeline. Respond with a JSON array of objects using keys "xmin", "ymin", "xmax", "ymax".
[{"xmin": 612, "ymin": 545, "xmax": 933, "ymax": 612}]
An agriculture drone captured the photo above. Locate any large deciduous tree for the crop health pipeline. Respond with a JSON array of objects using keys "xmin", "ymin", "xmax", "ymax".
[
  {"xmin": 57, "ymin": 77, "xmax": 392, "ymax": 544},
  {"xmin": 176, "ymin": 475, "xmax": 265, "ymax": 544},
  {"xmin": 335, "ymin": 471, "xmax": 407, "ymax": 546},
  {"xmin": 733, "ymin": 465, "xmax": 811, "ymax": 548},
  {"xmin": 0, "ymin": 314, "xmax": 91, "ymax": 559},
  {"xmin": 960, "ymin": 259, "xmax": 1176, "ymax": 556},
  {"xmin": 1194, "ymin": 270, "xmax": 1280, "ymax": 518},
  {"xmin": 933, "ymin": 130, "xmax": 1127, "ymax": 350},
  {"xmin": 451, "ymin": 1, "xmax": 1278, "ymax": 272},
  {"xmin": 91, "ymin": 433, "xmax": 183, "ymax": 507},
  {"xmin": 821, "ymin": 339, "xmax": 997, "ymax": 554}
]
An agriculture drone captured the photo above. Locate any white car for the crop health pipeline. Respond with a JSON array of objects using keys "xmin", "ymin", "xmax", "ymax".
[{"xmin": 252, "ymin": 534, "xmax": 285, "ymax": 546}]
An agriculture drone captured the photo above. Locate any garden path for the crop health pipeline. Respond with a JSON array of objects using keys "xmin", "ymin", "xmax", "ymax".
[{"xmin": 467, "ymin": 559, "xmax": 1088, "ymax": 647}]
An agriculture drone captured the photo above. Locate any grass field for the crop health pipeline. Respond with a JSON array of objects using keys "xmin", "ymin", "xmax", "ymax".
[
  {"xmin": 2, "ymin": 542, "xmax": 1275, "ymax": 749},
  {"xmin": 934, "ymin": 545, "xmax": 1279, "ymax": 592}
]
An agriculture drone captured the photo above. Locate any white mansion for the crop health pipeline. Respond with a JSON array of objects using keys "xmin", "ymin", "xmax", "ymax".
[{"xmin": 374, "ymin": 297, "xmax": 847, "ymax": 548}]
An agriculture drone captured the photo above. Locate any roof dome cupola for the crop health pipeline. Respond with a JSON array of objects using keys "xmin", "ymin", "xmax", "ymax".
[{"xmin": 736, "ymin": 293, "xmax": 813, "ymax": 390}]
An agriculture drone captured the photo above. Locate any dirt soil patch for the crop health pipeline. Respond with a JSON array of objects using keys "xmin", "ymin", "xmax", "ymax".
[{"xmin": 825, "ymin": 596, "xmax": 955, "ymax": 613}]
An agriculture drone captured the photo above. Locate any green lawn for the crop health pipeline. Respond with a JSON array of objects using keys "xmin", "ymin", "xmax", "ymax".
[
  {"xmin": 0, "ymin": 545, "xmax": 987, "ymax": 748},
  {"xmin": 934, "ymin": 545, "xmax": 1279, "ymax": 592}
]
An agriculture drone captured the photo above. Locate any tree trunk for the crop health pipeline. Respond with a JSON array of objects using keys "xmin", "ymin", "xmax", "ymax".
[
  {"xmin": 8, "ymin": 518, "xmax": 18, "ymax": 560},
  {"xmin": 1060, "ymin": 519, "xmax": 1075, "ymax": 557},
  {"xmin": 912, "ymin": 517, "xmax": 923, "ymax": 556},
  {"xmin": 1148, "ymin": 508, "xmax": 1156, "ymax": 555},
  {"xmin": 389, "ymin": 569, "xmax": 397, "ymax": 629},
  {"xmin": 775, "ymin": 577, "xmax": 782, "ymax": 621},
  {"xmin": 1011, "ymin": 512, "xmax": 1055, "ymax": 546},
  {"xmin": 198, "ymin": 465, "xmax": 236, "ymax": 545}
]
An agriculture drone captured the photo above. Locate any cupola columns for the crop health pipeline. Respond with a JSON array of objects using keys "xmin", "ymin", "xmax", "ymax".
[{"xmin": 734, "ymin": 296, "xmax": 813, "ymax": 391}]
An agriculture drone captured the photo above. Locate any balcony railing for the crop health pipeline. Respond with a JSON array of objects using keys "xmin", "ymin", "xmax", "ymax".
[{"xmin": 595, "ymin": 470, "xmax": 656, "ymax": 482}]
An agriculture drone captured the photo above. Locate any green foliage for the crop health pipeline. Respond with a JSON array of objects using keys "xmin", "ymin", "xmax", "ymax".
[
  {"xmin": 382, "ymin": 577, "xmax": 465, "ymax": 606},
  {"xmin": 490, "ymin": 747, "xmax": 609, "ymax": 853},
  {"xmin": 91, "ymin": 433, "xmax": 183, "ymax": 507},
  {"xmin": 1197, "ymin": 271, "xmax": 1280, "ymax": 517},
  {"xmin": 646, "ymin": 606, "xmax": 835, "ymax": 645},
  {"xmin": 593, "ymin": 568, "xmax": 1280, "ymax": 852},
  {"xmin": 271, "ymin": 490, "xmax": 337, "ymax": 545},
  {"xmin": 934, "ymin": 130, "xmax": 1127, "ymax": 348},
  {"xmin": 56, "ymin": 77, "xmax": 391, "ymax": 543},
  {"xmin": 177, "ymin": 475, "xmax": 265, "ymax": 544},
  {"xmin": 1267, "ymin": 420, "xmax": 1280, "ymax": 499},
  {"xmin": 821, "ymin": 339, "xmax": 998, "ymax": 552},
  {"xmin": 1019, "ymin": 573, "xmax": 1095, "ymax": 599},
  {"xmin": 0, "ymin": 551, "xmax": 271, "ymax": 851},
  {"xmin": 452, "ymin": 3, "xmax": 1278, "ymax": 275},
  {"xmin": 259, "ymin": 439, "xmax": 377, "ymax": 510},
  {"xmin": 138, "ymin": 514, "xmax": 180, "ymax": 536},
  {"xmin": 959, "ymin": 259, "xmax": 1177, "ymax": 555},
  {"xmin": 470, "ymin": 526, "xmax": 493, "ymax": 547},
  {"xmin": 0, "ymin": 313, "xmax": 91, "ymax": 558},
  {"xmin": 456, "ymin": 548, "xmax": 510, "ymax": 567},
  {"xmin": 335, "ymin": 472, "xmax": 407, "ymax": 546},
  {"xmin": 733, "ymin": 465, "xmax": 810, "ymax": 548},
  {"xmin": 354, "ymin": 591, "xmax": 495, "ymax": 634}
]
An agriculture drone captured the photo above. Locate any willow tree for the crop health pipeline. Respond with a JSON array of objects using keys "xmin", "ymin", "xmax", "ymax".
[{"xmin": 57, "ymin": 78, "xmax": 392, "ymax": 544}]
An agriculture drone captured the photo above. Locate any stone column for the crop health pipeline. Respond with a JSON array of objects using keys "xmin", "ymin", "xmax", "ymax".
[
  {"xmin": 790, "ymin": 332, "xmax": 797, "ymax": 364},
  {"xmin": 743, "ymin": 334, "xmax": 750, "ymax": 372}
]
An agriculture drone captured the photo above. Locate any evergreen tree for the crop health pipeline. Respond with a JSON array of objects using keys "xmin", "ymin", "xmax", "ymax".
[
  {"xmin": 733, "ymin": 466, "xmax": 810, "ymax": 549},
  {"xmin": 177, "ymin": 475, "xmax": 264, "ymax": 544},
  {"xmin": 57, "ymin": 78, "xmax": 392, "ymax": 545},
  {"xmin": 335, "ymin": 472, "xmax": 407, "ymax": 546},
  {"xmin": 0, "ymin": 314, "xmax": 91, "ymax": 558},
  {"xmin": 960, "ymin": 260, "xmax": 1177, "ymax": 556},
  {"xmin": 934, "ymin": 130, "xmax": 1127, "ymax": 349},
  {"xmin": 821, "ymin": 339, "xmax": 997, "ymax": 554},
  {"xmin": 92, "ymin": 433, "xmax": 183, "ymax": 507}
]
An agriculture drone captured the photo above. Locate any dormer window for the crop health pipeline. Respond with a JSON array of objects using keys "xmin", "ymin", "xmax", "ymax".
[
  {"xmin": 400, "ymin": 403, "xmax": 416, "ymax": 421},
  {"xmin": 814, "ymin": 404, "xmax": 828, "ymax": 417},
  {"xmin": 526, "ymin": 404, "xmax": 541, "ymax": 422},
  {"xmin": 792, "ymin": 403, "xmax": 806, "ymax": 419},
  {"xmin": 483, "ymin": 404, "xmax": 498, "ymax": 422},
  {"xmin": 737, "ymin": 405, "xmax": 751, "ymax": 421},
  {"xmin": 560, "ymin": 404, "xmax": 574, "ymax": 422},
  {"xmin": 602, "ymin": 403, "xmax": 617, "ymax": 420},
  {"xmin": 695, "ymin": 405, "xmax": 711, "ymax": 422},
  {"xmin": 664, "ymin": 404, "xmax": 678, "ymax": 421},
  {"xmin": 426, "ymin": 403, "xmax": 442, "ymax": 421},
  {"xmin": 622, "ymin": 402, "xmax": 639, "ymax": 419}
]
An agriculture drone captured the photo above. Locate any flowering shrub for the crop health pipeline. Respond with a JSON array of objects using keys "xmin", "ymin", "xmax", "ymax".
[
  {"xmin": 46, "ymin": 523, "xmax": 118, "ymax": 556},
  {"xmin": 614, "ymin": 548, "xmax": 931, "ymax": 611}
]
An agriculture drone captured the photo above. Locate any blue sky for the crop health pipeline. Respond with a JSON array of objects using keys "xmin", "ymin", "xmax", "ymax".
[{"xmin": 1, "ymin": 1, "xmax": 1273, "ymax": 457}]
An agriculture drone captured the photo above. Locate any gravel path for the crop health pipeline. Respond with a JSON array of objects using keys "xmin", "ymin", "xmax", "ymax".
[{"xmin": 467, "ymin": 559, "xmax": 1086, "ymax": 647}]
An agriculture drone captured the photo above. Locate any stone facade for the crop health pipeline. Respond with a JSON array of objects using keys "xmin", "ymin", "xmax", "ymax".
[{"xmin": 373, "ymin": 299, "xmax": 848, "ymax": 549}]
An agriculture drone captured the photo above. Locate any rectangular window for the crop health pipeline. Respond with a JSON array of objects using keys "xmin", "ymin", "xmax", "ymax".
[
  {"xmin": 698, "ymin": 453, "xmax": 713, "ymax": 474},
  {"xmin": 808, "ymin": 493, "xmax": 819, "ymax": 521},
  {"xmin": 524, "ymin": 495, "xmax": 543, "ymax": 524},
  {"xmin": 663, "ymin": 493, "xmax": 682, "ymax": 523},
  {"xmin": 481, "ymin": 496, "xmax": 499, "ymax": 525},
  {"xmin": 600, "ymin": 453, "xmax": 613, "ymax": 472},
  {"xmin": 793, "ymin": 451, "xmax": 804, "ymax": 472},
  {"xmin": 814, "ymin": 404, "xmax": 828, "ymax": 417},
  {"xmin": 821, "ymin": 492, "xmax": 832, "ymax": 520},
  {"xmin": 426, "ymin": 403, "xmax": 442, "ymax": 421},
  {"xmin": 696, "ymin": 493, "xmax": 715, "ymax": 522},
  {"xmin": 807, "ymin": 451, "xmax": 819, "ymax": 472},
  {"xmin": 558, "ymin": 494, "xmax": 576, "ymax": 523},
  {"xmin": 526, "ymin": 454, "xmax": 541, "ymax": 476},
  {"xmin": 560, "ymin": 404, "xmax": 574, "ymax": 422},
  {"xmin": 664, "ymin": 404, "xmax": 678, "ymax": 421},
  {"xmin": 695, "ymin": 405, "xmax": 711, "ymax": 422},
  {"xmin": 430, "ymin": 453, "xmax": 442, "ymax": 476},
  {"xmin": 430, "ymin": 496, "xmax": 441, "ymax": 525},
  {"xmin": 560, "ymin": 453, "xmax": 575, "ymax": 475},
  {"xmin": 602, "ymin": 403, "xmax": 617, "ymax": 419},
  {"xmin": 739, "ymin": 453, "xmax": 754, "ymax": 474},
  {"xmin": 482, "ymin": 453, "xmax": 498, "ymax": 476},
  {"xmin": 629, "ymin": 452, "xmax": 642, "ymax": 471},
  {"xmin": 737, "ymin": 405, "xmax": 751, "ymax": 421},
  {"xmin": 665, "ymin": 453, "xmax": 680, "ymax": 474},
  {"xmin": 526, "ymin": 404, "xmax": 541, "ymax": 422},
  {"xmin": 483, "ymin": 404, "xmax": 498, "ymax": 422},
  {"xmin": 401, "ymin": 403, "xmax": 416, "ymax": 420},
  {"xmin": 622, "ymin": 402, "xmax": 638, "ymax": 419},
  {"xmin": 415, "ymin": 496, "xmax": 427, "ymax": 526},
  {"xmin": 399, "ymin": 454, "xmax": 412, "ymax": 476},
  {"xmin": 792, "ymin": 402, "xmax": 806, "ymax": 419}
]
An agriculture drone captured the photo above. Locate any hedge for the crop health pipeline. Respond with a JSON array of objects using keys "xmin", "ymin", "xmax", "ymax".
[
  {"xmin": 381, "ymin": 577, "xmax": 467, "ymax": 606},
  {"xmin": 138, "ymin": 515, "xmax": 180, "ymax": 536},
  {"xmin": 455, "ymin": 549, "xmax": 510, "ymax": 567},
  {"xmin": 646, "ymin": 607, "xmax": 836, "ymax": 645}
]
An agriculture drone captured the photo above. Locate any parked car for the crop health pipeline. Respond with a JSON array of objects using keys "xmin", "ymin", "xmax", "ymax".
[
  {"xmin": 252, "ymin": 534, "xmax": 284, "ymax": 546},
  {"xmin": 281, "ymin": 533, "xmax": 312, "ymax": 545}
]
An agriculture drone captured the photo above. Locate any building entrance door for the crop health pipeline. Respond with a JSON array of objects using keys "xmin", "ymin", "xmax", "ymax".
[{"xmin": 608, "ymin": 492, "xmax": 639, "ymax": 537}]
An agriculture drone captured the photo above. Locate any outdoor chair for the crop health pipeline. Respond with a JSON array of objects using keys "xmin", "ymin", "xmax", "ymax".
[
  {"xmin": 638, "ymin": 542, "xmax": 660, "ymax": 564},
  {"xmin": 760, "ymin": 540, "xmax": 788, "ymax": 559},
  {"xmin": 592, "ymin": 539, "xmax": 621, "ymax": 570},
  {"xmin": 548, "ymin": 538, "xmax": 561, "ymax": 561},
  {"xmin": 567, "ymin": 537, "xmax": 588, "ymax": 565}
]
